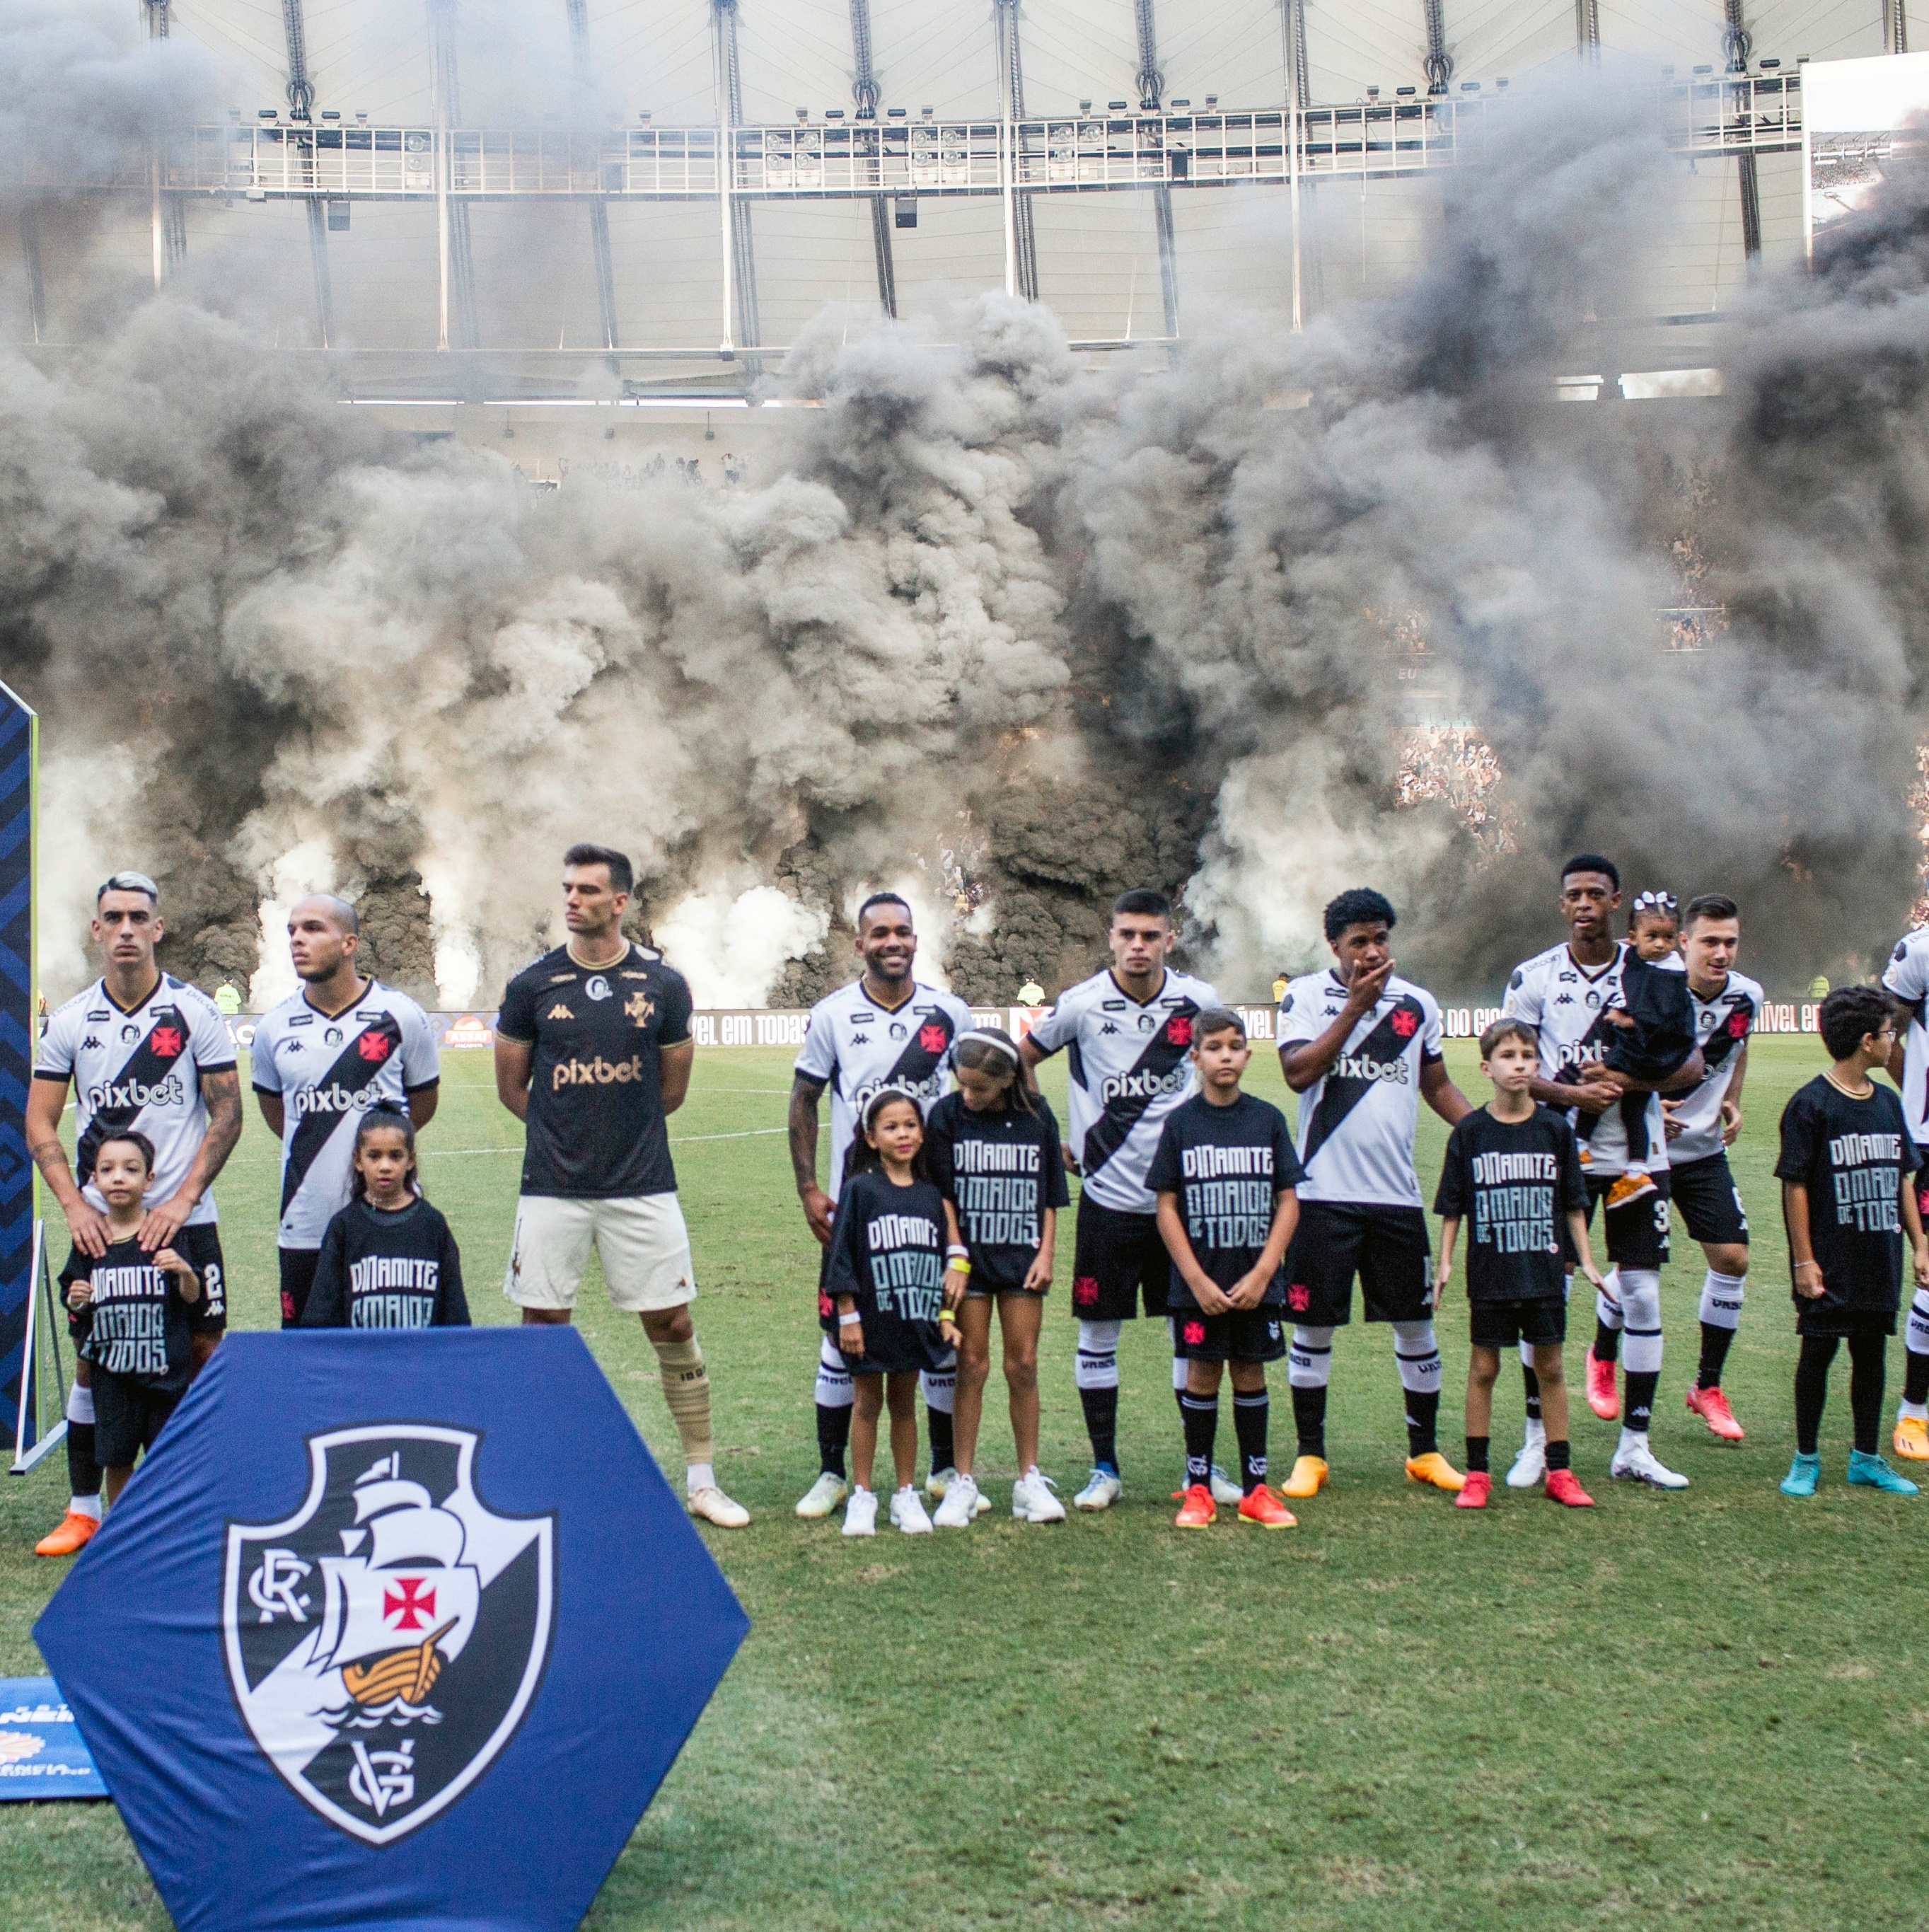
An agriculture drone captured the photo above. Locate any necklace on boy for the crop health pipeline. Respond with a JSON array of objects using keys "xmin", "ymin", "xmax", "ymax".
[{"xmin": 1823, "ymin": 1068, "xmax": 1875, "ymax": 1101}]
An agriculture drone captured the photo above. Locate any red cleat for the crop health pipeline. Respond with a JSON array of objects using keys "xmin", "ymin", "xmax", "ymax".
[
  {"xmin": 1585, "ymin": 1348, "xmax": 1619, "ymax": 1421},
  {"xmin": 1174, "ymin": 1483, "xmax": 1217, "ymax": 1528},
  {"xmin": 1454, "ymin": 1471, "xmax": 1492, "ymax": 1510},
  {"xmin": 1236, "ymin": 1486, "xmax": 1297, "ymax": 1529},
  {"xmin": 1545, "ymin": 1468, "xmax": 1596, "ymax": 1507},
  {"xmin": 1685, "ymin": 1383, "xmax": 1745, "ymax": 1441}
]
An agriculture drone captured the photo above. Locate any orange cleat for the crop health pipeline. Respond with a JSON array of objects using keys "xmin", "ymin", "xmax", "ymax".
[
  {"xmin": 35, "ymin": 1510, "xmax": 100, "ymax": 1558},
  {"xmin": 1546, "ymin": 1468, "xmax": 1597, "ymax": 1508},
  {"xmin": 1454, "ymin": 1471, "xmax": 1492, "ymax": 1510},
  {"xmin": 1280, "ymin": 1454, "xmax": 1328, "ymax": 1498},
  {"xmin": 1236, "ymin": 1486, "xmax": 1297, "ymax": 1528},
  {"xmin": 1604, "ymin": 1171, "xmax": 1657, "ymax": 1209},
  {"xmin": 1585, "ymin": 1348, "xmax": 1619, "ymax": 1421},
  {"xmin": 1894, "ymin": 1415, "xmax": 1929, "ymax": 1461},
  {"xmin": 1174, "ymin": 1483, "xmax": 1217, "ymax": 1528},
  {"xmin": 1406, "ymin": 1450, "xmax": 1466, "ymax": 1493},
  {"xmin": 1685, "ymin": 1384, "xmax": 1745, "ymax": 1441}
]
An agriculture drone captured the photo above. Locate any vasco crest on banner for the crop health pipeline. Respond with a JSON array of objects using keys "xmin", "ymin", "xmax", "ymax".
[{"xmin": 224, "ymin": 1425, "xmax": 553, "ymax": 1845}]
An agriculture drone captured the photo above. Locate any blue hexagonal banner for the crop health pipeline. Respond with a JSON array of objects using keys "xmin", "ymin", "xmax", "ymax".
[{"xmin": 35, "ymin": 1328, "xmax": 748, "ymax": 1932}]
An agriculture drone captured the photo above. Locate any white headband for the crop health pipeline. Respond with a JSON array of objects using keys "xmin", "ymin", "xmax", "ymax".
[{"xmin": 956, "ymin": 1028, "xmax": 1020, "ymax": 1065}]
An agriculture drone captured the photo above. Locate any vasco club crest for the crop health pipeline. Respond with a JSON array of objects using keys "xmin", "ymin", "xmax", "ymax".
[{"xmin": 223, "ymin": 1425, "xmax": 554, "ymax": 1845}]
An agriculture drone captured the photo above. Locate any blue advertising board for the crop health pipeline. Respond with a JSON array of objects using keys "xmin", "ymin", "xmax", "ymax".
[
  {"xmin": 37, "ymin": 1329, "xmax": 747, "ymax": 1931},
  {"xmin": 0, "ymin": 1677, "xmax": 108, "ymax": 1800}
]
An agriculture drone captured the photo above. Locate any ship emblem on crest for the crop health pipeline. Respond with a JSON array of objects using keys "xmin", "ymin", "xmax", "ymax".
[{"xmin": 223, "ymin": 1425, "xmax": 554, "ymax": 1844}]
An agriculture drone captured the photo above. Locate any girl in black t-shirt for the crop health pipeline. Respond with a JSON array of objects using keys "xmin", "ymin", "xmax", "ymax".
[
  {"xmin": 303, "ymin": 1109, "xmax": 470, "ymax": 1330},
  {"xmin": 825, "ymin": 1091, "xmax": 950, "ymax": 1537},
  {"xmin": 925, "ymin": 1028, "xmax": 1071, "ymax": 1527}
]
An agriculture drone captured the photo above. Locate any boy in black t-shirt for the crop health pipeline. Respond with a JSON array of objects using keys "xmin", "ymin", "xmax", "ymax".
[
  {"xmin": 1776, "ymin": 985, "xmax": 1929, "ymax": 1497},
  {"xmin": 1147, "ymin": 1010, "xmax": 1303, "ymax": 1529},
  {"xmin": 1436, "ymin": 1019, "xmax": 1601, "ymax": 1509},
  {"xmin": 60, "ymin": 1131, "xmax": 203, "ymax": 1503}
]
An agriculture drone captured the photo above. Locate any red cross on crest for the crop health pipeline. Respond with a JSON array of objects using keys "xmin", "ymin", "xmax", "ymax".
[
  {"xmin": 1389, "ymin": 1009, "xmax": 1418, "ymax": 1039},
  {"xmin": 1727, "ymin": 1012, "xmax": 1750, "ymax": 1038},
  {"xmin": 383, "ymin": 1576, "xmax": 436, "ymax": 1631},
  {"xmin": 357, "ymin": 1031, "xmax": 393, "ymax": 1063},
  {"xmin": 149, "ymin": 1026, "xmax": 183, "ymax": 1059},
  {"xmin": 1166, "ymin": 1015, "xmax": 1193, "ymax": 1047},
  {"xmin": 918, "ymin": 1023, "xmax": 948, "ymax": 1054},
  {"xmin": 1182, "ymin": 1320, "xmax": 1206, "ymax": 1347}
]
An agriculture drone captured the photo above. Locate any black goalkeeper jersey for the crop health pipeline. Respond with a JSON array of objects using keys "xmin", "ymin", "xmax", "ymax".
[{"xmin": 303, "ymin": 1197, "xmax": 470, "ymax": 1330}]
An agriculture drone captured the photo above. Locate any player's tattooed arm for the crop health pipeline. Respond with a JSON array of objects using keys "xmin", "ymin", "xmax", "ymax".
[
  {"xmin": 789, "ymin": 1074, "xmax": 834, "ymax": 1246},
  {"xmin": 139, "ymin": 1068, "xmax": 243, "ymax": 1251},
  {"xmin": 659, "ymin": 1039, "xmax": 694, "ymax": 1116},
  {"xmin": 25, "ymin": 1075, "xmax": 109, "ymax": 1257}
]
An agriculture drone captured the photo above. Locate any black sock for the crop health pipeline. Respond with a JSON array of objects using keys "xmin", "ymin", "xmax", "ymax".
[
  {"xmin": 1545, "ymin": 1438, "xmax": 1572, "ymax": 1471},
  {"xmin": 1522, "ymin": 1364, "xmax": 1543, "ymax": 1423},
  {"xmin": 1697, "ymin": 1323, "xmax": 1737, "ymax": 1391},
  {"xmin": 1593, "ymin": 1319, "xmax": 1622, "ymax": 1365},
  {"xmin": 66, "ymin": 1419, "xmax": 99, "ymax": 1503},
  {"xmin": 1290, "ymin": 1384, "xmax": 1327, "ymax": 1459},
  {"xmin": 1404, "ymin": 1388, "xmax": 1440, "ymax": 1459},
  {"xmin": 1906, "ymin": 1346, "xmax": 1929, "ymax": 1407},
  {"xmin": 1181, "ymin": 1393, "xmax": 1218, "ymax": 1486},
  {"xmin": 926, "ymin": 1404, "xmax": 954, "ymax": 1474},
  {"xmin": 1848, "ymin": 1331, "xmax": 1887, "ymax": 1456},
  {"xmin": 1623, "ymin": 1370, "xmax": 1659, "ymax": 1435},
  {"xmin": 1080, "ymin": 1387, "xmax": 1120, "ymax": 1473},
  {"xmin": 1232, "ymin": 1390, "xmax": 1270, "ymax": 1492},
  {"xmin": 815, "ymin": 1402, "xmax": 851, "ymax": 1479},
  {"xmin": 1465, "ymin": 1434, "xmax": 1490, "ymax": 1474},
  {"xmin": 1795, "ymin": 1334, "xmax": 1838, "ymax": 1455}
]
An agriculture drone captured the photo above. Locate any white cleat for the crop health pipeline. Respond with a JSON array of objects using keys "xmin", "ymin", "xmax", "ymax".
[
  {"xmin": 1610, "ymin": 1438, "xmax": 1691, "ymax": 1490},
  {"xmin": 1012, "ymin": 1468, "xmax": 1067, "ymax": 1522},
  {"xmin": 795, "ymin": 1471, "xmax": 848, "ymax": 1520},
  {"xmin": 925, "ymin": 1465, "xmax": 957, "ymax": 1501},
  {"xmin": 1507, "ymin": 1423, "xmax": 1547, "ymax": 1491},
  {"xmin": 1073, "ymin": 1469, "xmax": 1123, "ymax": 1512},
  {"xmin": 689, "ymin": 1485, "xmax": 750, "ymax": 1528},
  {"xmin": 891, "ymin": 1486, "xmax": 934, "ymax": 1534},
  {"xmin": 1209, "ymin": 1465, "xmax": 1245, "ymax": 1506},
  {"xmin": 933, "ymin": 1472, "xmax": 981, "ymax": 1528},
  {"xmin": 842, "ymin": 1488, "xmax": 878, "ymax": 1537}
]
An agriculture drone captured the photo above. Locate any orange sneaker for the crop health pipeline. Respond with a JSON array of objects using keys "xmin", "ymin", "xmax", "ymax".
[
  {"xmin": 1546, "ymin": 1467, "xmax": 1596, "ymax": 1507},
  {"xmin": 1454, "ymin": 1471, "xmax": 1492, "ymax": 1510},
  {"xmin": 1236, "ymin": 1486, "xmax": 1297, "ymax": 1528},
  {"xmin": 1280, "ymin": 1454, "xmax": 1328, "ymax": 1498},
  {"xmin": 1894, "ymin": 1415, "xmax": 1929, "ymax": 1461},
  {"xmin": 35, "ymin": 1510, "xmax": 100, "ymax": 1558},
  {"xmin": 1585, "ymin": 1348, "xmax": 1619, "ymax": 1420},
  {"xmin": 1685, "ymin": 1383, "xmax": 1745, "ymax": 1441},
  {"xmin": 1174, "ymin": 1483, "xmax": 1217, "ymax": 1528},
  {"xmin": 1405, "ymin": 1450, "xmax": 1466, "ymax": 1493},
  {"xmin": 1604, "ymin": 1171, "xmax": 1657, "ymax": 1208}
]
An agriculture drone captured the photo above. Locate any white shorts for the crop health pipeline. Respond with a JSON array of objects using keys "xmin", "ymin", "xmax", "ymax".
[{"xmin": 504, "ymin": 1193, "xmax": 697, "ymax": 1314}]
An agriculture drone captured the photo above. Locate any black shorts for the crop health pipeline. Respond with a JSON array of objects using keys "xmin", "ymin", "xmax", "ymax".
[
  {"xmin": 1070, "ymin": 1199, "xmax": 1167, "ymax": 1321},
  {"xmin": 1670, "ymin": 1153, "xmax": 1748, "ymax": 1249},
  {"xmin": 1566, "ymin": 1174, "xmax": 1672, "ymax": 1271},
  {"xmin": 1795, "ymin": 1304, "xmax": 1897, "ymax": 1340},
  {"xmin": 1282, "ymin": 1202, "xmax": 1432, "ymax": 1327},
  {"xmin": 1171, "ymin": 1307, "xmax": 1288, "ymax": 1363},
  {"xmin": 91, "ymin": 1370, "xmax": 180, "ymax": 1467},
  {"xmin": 279, "ymin": 1246, "xmax": 320, "ymax": 1328},
  {"xmin": 177, "ymin": 1223, "xmax": 229, "ymax": 1331},
  {"xmin": 1469, "ymin": 1297, "xmax": 1567, "ymax": 1350}
]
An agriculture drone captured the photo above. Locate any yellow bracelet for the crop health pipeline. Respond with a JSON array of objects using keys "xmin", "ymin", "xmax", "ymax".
[{"xmin": 948, "ymin": 1258, "xmax": 972, "ymax": 1276}]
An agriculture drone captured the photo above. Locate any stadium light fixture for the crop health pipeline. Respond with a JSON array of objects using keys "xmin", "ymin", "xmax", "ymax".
[
  {"xmin": 826, "ymin": 108, "xmax": 844, "ymax": 120},
  {"xmin": 320, "ymin": 109, "xmax": 340, "ymax": 121},
  {"xmin": 1761, "ymin": 58, "xmax": 1780, "ymax": 69},
  {"xmin": 1171, "ymin": 98, "xmax": 1190, "ymax": 108},
  {"xmin": 1497, "ymin": 76, "xmax": 1509, "ymax": 88},
  {"xmin": 1079, "ymin": 98, "xmax": 1092, "ymax": 112},
  {"xmin": 888, "ymin": 106, "xmax": 906, "ymax": 119},
  {"xmin": 638, "ymin": 110, "xmax": 651, "ymax": 122},
  {"xmin": 1205, "ymin": 94, "xmax": 1218, "ymax": 108},
  {"xmin": 355, "ymin": 110, "xmax": 367, "ymax": 124},
  {"xmin": 1693, "ymin": 64, "xmax": 1713, "ymax": 74},
  {"xmin": 1396, "ymin": 86, "xmax": 1416, "ymax": 97},
  {"xmin": 920, "ymin": 105, "xmax": 934, "ymax": 120},
  {"xmin": 1366, "ymin": 87, "xmax": 1379, "ymax": 100},
  {"xmin": 257, "ymin": 108, "xmax": 278, "ymax": 120},
  {"xmin": 1460, "ymin": 81, "xmax": 1480, "ymax": 91}
]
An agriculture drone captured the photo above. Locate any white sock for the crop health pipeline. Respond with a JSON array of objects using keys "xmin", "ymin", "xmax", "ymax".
[
  {"xmin": 1617, "ymin": 1425, "xmax": 1648, "ymax": 1452},
  {"xmin": 69, "ymin": 1493, "xmax": 101, "ymax": 1521},
  {"xmin": 1900, "ymin": 1399, "xmax": 1929, "ymax": 1423},
  {"xmin": 1522, "ymin": 1416, "xmax": 1545, "ymax": 1447},
  {"xmin": 685, "ymin": 1462, "xmax": 715, "ymax": 1496}
]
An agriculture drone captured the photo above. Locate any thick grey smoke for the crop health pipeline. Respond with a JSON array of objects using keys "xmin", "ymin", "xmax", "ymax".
[{"xmin": 4, "ymin": 59, "xmax": 1928, "ymax": 1005}]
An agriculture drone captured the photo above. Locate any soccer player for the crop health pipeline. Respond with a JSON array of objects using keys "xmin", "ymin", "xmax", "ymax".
[
  {"xmin": 1148, "ymin": 1009, "xmax": 1302, "ymax": 1528},
  {"xmin": 1502, "ymin": 855, "xmax": 1703, "ymax": 1491},
  {"xmin": 1019, "ymin": 889, "xmax": 1223, "ymax": 1511},
  {"xmin": 789, "ymin": 894, "xmax": 975, "ymax": 1518},
  {"xmin": 27, "ymin": 872, "xmax": 241, "ymax": 1557},
  {"xmin": 253, "ymin": 895, "xmax": 441, "ymax": 1328},
  {"xmin": 1665, "ymin": 894, "xmax": 1761, "ymax": 1441},
  {"xmin": 1275, "ymin": 889, "xmax": 1472, "ymax": 1498},
  {"xmin": 1435, "ymin": 1019, "xmax": 1599, "ymax": 1510},
  {"xmin": 1879, "ymin": 919, "xmax": 1929, "ymax": 1459},
  {"xmin": 1776, "ymin": 986, "xmax": 1925, "ymax": 1496},
  {"xmin": 301, "ymin": 1109, "xmax": 470, "ymax": 1329},
  {"xmin": 495, "ymin": 844, "xmax": 747, "ymax": 1529}
]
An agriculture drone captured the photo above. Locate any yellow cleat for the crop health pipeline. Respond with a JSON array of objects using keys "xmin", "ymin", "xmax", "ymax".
[
  {"xmin": 1406, "ymin": 1451, "xmax": 1466, "ymax": 1493},
  {"xmin": 1894, "ymin": 1415, "xmax": 1929, "ymax": 1462},
  {"xmin": 1604, "ymin": 1170, "xmax": 1657, "ymax": 1209},
  {"xmin": 1280, "ymin": 1454, "xmax": 1328, "ymax": 1499}
]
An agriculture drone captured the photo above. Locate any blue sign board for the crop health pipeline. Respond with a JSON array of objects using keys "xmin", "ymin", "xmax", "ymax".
[
  {"xmin": 0, "ymin": 1677, "xmax": 108, "ymax": 1800},
  {"xmin": 37, "ymin": 1329, "xmax": 748, "ymax": 1932}
]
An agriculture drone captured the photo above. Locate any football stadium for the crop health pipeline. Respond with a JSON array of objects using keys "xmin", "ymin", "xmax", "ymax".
[{"xmin": 4, "ymin": 3, "xmax": 1929, "ymax": 1929}]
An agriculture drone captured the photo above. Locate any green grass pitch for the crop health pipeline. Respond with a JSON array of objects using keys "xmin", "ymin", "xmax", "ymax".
[{"xmin": 1, "ymin": 1036, "xmax": 1925, "ymax": 1930}]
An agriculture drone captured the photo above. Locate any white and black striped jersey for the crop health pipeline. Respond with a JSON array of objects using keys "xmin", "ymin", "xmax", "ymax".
[
  {"xmin": 1023, "ymin": 967, "xmax": 1221, "ymax": 1214},
  {"xmin": 1883, "ymin": 927, "xmax": 1929, "ymax": 1156},
  {"xmin": 250, "ymin": 981, "xmax": 441, "ymax": 1249},
  {"xmin": 1503, "ymin": 941, "xmax": 1661, "ymax": 1178},
  {"xmin": 1667, "ymin": 968, "xmax": 1762, "ymax": 1166},
  {"xmin": 1276, "ymin": 970, "xmax": 1445, "ymax": 1208},
  {"xmin": 794, "ymin": 979, "xmax": 977, "ymax": 1203},
  {"xmin": 35, "ymin": 975, "xmax": 236, "ymax": 1227}
]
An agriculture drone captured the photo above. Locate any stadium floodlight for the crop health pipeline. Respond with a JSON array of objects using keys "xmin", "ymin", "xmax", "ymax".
[
  {"xmin": 1205, "ymin": 94, "xmax": 1218, "ymax": 107},
  {"xmin": 1171, "ymin": 97, "xmax": 1189, "ymax": 108},
  {"xmin": 888, "ymin": 106, "xmax": 906, "ymax": 118},
  {"xmin": 354, "ymin": 110, "xmax": 367, "ymax": 123},
  {"xmin": 320, "ymin": 109, "xmax": 340, "ymax": 121},
  {"xmin": 1079, "ymin": 98, "xmax": 1092, "ymax": 111},
  {"xmin": 1461, "ymin": 80, "xmax": 1480, "ymax": 91},
  {"xmin": 826, "ymin": 108, "xmax": 844, "ymax": 120},
  {"xmin": 920, "ymin": 105, "xmax": 934, "ymax": 119},
  {"xmin": 1761, "ymin": 58, "xmax": 1780, "ymax": 69},
  {"xmin": 1693, "ymin": 64, "xmax": 1713, "ymax": 74},
  {"xmin": 1108, "ymin": 100, "xmax": 1128, "ymax": 111},
  {"xmin": 257, "ymin": 108, "xmax": 277, "ymax": 120},
  {"xmin": 638, "ymin": 110, "xmax": 650, "ymax": 122}
]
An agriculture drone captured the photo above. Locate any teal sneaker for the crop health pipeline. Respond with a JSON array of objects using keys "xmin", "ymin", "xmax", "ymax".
[
  {"xmin": 1780, "ymin": 1452, "xmax": 1821, "ymax": 1497},
  {"xmin": 1847, "ymin": 1450, "xmax": 1918, "ymax": 1494}
]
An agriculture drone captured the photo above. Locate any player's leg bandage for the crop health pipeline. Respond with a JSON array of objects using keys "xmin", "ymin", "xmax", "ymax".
[
  {"xmin": 1075, "ymin": 1320, "xmax": 1122, "ymax": 1388},
  {"xmin": 651, "ymin": 1334, "xmax": 714, "ymax": 1474},
  {"xmin": 1617, "ymin": 1272, "xmax": 1663, "ymax": 1373}
]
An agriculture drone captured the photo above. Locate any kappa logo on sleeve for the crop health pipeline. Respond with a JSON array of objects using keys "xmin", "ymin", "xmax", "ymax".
[{"xmin": 224, "ymin": 1426, "xmax": 554, "ymax": 1846}]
